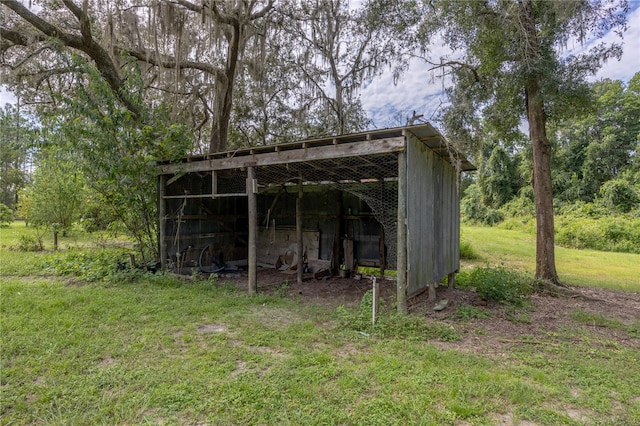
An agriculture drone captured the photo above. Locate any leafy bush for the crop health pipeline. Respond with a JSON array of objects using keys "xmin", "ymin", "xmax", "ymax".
[
  {"xmin": 555, "ymin": 216, "xmax": 640, "ymax": 254},
  {"xmin": 16, "ymin": 234, "xmax": 44, "ymax": 252},
  {"xmin": 456, "ymin": 267, "xmax": 534, "ymax": 306},
  {"xmin": 42, "ymin": 248, "xmax": 145, "ymax": 282},
  {"xmin": 461, "ymin": 183, "xmax": 505, "ymax": 225},
  {"xmin": 0, "ymin": 203, "xmax": 14, "ymax": 227}
]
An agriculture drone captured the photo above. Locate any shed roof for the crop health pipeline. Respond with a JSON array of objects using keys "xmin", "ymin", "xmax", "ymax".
[{"xmin": 158, "ymin": 123, "xmax": 476, "ymax": 179}]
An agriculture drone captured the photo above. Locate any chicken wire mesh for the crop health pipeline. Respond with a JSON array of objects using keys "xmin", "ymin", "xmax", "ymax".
[{"xmin": 251, "ymin": 152, "xmax": 400, "ymax": 266}]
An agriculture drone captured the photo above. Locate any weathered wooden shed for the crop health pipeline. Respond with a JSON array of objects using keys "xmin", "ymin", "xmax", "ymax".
[{"xmin": 157, "ymin": 124, "xmax": 475, "ymax": 311}]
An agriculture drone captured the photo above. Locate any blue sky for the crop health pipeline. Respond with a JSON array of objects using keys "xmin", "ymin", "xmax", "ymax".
[{"xmin": 2, "ymin": 3, "xmax": 639, "ymax": 128}]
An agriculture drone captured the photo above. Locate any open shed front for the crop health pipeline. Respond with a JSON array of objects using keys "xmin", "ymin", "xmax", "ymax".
[{"xmin": 157, "ymin": 124, "xmax": 475, "ymax": 310}]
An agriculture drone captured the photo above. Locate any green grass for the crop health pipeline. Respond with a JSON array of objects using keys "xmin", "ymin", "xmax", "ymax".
[
  {"xmin": 1, "ymin": 221, "xmax": 640, "ymax": 424},
  {"xmin": 2, "ymin": 277, "xmax": 639, "ymax": 425},
  {"xmin": 462, "ymin": 225, "xmax": 640, "ymax": 291}
]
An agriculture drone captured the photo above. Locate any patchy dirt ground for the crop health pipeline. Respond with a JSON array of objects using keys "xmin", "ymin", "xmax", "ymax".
[{"xmin": 223, "ymin": 268, "xmax": 640, "ymax": 351}]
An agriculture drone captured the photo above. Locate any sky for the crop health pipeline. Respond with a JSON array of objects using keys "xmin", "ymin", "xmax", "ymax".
[
  {"xmin": 1, "ymin": 3, "xmax": 639, "ymax": 126},
  {"xmin": 360, "ymin": 4, "xmax": 640, "ymax": 128}
]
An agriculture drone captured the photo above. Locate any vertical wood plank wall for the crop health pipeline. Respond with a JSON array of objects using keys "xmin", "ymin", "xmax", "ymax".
[{"xmin": 406, "ymin": 134, "xmax": 460, "ymax": 296}]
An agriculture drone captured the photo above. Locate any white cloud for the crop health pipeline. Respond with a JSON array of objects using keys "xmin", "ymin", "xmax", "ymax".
[{"xmin": 361, "ymin": 6, "xmax": 640, "ymax": 128}]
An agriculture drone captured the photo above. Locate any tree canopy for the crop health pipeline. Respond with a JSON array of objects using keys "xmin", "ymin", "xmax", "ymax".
[{"xmin": 427, "ymin": 0, "xmax": 629, "ymax": 284}]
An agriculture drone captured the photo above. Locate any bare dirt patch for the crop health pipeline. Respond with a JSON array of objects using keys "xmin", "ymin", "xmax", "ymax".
[{"xmin": 222, "ymin": 268, "xmax": 639, "ymax": 352}]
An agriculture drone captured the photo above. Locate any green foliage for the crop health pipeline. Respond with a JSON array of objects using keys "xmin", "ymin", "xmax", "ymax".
[
  {"xmin": 456, "ymin": 267, "xmax": 534, "ymax": 306},
  {"xmin": 21, "ymin": 147, "xmax": 85, "ymax": 236},
  {"xmin": 0, "ymin": 203, "xmax": 14, "ymax": 227},
  {"xmin": 461, "ymin": 183, "xmax": 504, "ymax": 225},
  {"xmin": 597, "ymin": 179, "xmax": 639, "ymax": 213},
  {"xmin": 16, "ymin": 234, "xmax": 44, "ymax": 252},
  {"xmin": 0, "ymin": 104, "xmax": 35, "ymax": 210},
  {"xmin": 42, "ymin": 248, "xmax": 145, "ymax": 282},
  {"xmin": 459, "ymin": 238, "xmax": 479, "ymax": 260},
  {"xmin": 45, "ymin": 56, "xmax": 192, "ymax": 262},
  {"xmin": 556, "ymin": 216, "xmax": 640, "ymax": 254},
  {"xmin": 452, "ymin": 305, "xmax": 492, "ymax": 322}
]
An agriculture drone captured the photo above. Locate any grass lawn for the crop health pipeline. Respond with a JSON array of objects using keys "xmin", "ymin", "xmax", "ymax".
[
  {"xmin": 1, "ymin": 222, "xmax": 639, "ymax": 424},
  {"xmin": 462, "ymin": 225, "xmax": 640, "ymax": 291}
]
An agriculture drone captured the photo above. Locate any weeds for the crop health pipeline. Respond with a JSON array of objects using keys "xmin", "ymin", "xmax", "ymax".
[
  {"xmin": 452, "ymin": 305, "xmax": 492, "ymax": 322},
  {"xmin": 335, "ymin": 291, "xmax": 462, "ymax": 342},
  {"xmin": 457, "ymin": 267, "xmax": 534, "ymax": 306}
]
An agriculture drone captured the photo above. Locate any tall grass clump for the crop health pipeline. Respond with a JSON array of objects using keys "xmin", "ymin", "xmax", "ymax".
[
  {"xmin": 335, "ymin": 291, "xmax": 461, "ymax": 342},
  {"xmin": 456, "ymin": 267, "xmax": 534, "ymax": 306}
]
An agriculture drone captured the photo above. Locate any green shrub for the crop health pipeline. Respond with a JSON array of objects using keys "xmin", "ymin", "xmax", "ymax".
[
  {"xmin": 457, "ymin": 267, "xmax": 533, "ymax": 306},
  {"xmin": 555, "ymin": 216, "xmax": 640, "ymax": 254},
  {"xmin": 42, "ymin": 248, "xmax": 144, "ymax": 282},
  {"xmin": 16, "ymin": 234, "xmax": 44, "ymax": 252},
  {"xmin": 0, "ymin": 203, "xmax": 14, "ymax": 227}
]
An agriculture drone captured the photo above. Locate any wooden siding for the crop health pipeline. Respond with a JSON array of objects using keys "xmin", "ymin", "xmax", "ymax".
[{"xmin": 406, "ymin": 133, "xmax": 460, "ymax": 295}]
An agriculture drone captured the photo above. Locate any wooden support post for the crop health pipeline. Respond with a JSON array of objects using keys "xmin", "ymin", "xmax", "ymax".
[
  {"xmin": 397, "ymin": 150, "xmax": 408, "ymax": 314},
  {"xmin": 428, "ymin": 281, "xmax": 437, "ymax": 302},
  {"xmin": 379, "ymin": 226, "xmax": 386, "ymax": 278},
  {"xmin": 448, "ymin": 272, "xmax": 456, "ymax": 289},
  {"xmin": 159, "ymin": 175, "xmax": 167, "ymax": 270},
  {"xmin": 331, "ymin": 192, "xmax": 343, "ymax": 275},
  {"xmin": 296, "ymin": 178, "xmax": 304, "ymax": 284},
  {"xmin": 372, "ymin": 276, "xmax": 380, "ymax": 324},
  {"xmin": 247, "ymin": 166, "xmax": 257, "ymax": 294}
]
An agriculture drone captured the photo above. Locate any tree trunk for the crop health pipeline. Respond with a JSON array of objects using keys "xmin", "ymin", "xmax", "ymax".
[
  {"xmin": 209, "ymin": 23, "xmax": 241, "ymax": 153},
  {"xmin": 526, "ymin": 78, "xmax": 560, "ymax": 284}
]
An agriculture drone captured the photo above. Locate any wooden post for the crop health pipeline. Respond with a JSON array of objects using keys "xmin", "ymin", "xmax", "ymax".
[
  {"xmin": 428, "ymin": 281, "xmax": 437, "ymax": 302},
  {"xmin": 247, "ymin": 166, "xmax": 257, "ymax": 294},
  {"xmin": 296, "ymin": 178, "xmax": 304, "ymax": 284},
  {"xmin": 372, "ymin": 276, "xmax": 380, "ymax": 324},
  {"xmin": 379, "ymin": 179, "xmax": 386, "ymax": 278},
  {"xmin": 397, "ymin": 150, "xmax": 408, "ymax": 314},
  {"xmin": 159, "ymin": 175, "xmax": 167, "ymax": 270}
]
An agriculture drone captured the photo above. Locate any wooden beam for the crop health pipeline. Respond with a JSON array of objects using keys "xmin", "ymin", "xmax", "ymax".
[
  {"xmin": 159, "ymin": 175, "xmax": 167, "ymax": 270},
  {"xmin": 247, "ymin": 166, "xmax": 257, "ymax": 295},
  {"xmin": 158, "ymin": 137, "xmax": 405, "ymax": 174},
  {"xmin": 396, "ymin": 150, "xmax": 408, "ymax": 314},
  {"xmin": 296, "ymin": 178, "xmax": 303, "ymax": 284},
  {"xmin": 166, "ymin": 173, "xmax": 186, "ymax": 186}
]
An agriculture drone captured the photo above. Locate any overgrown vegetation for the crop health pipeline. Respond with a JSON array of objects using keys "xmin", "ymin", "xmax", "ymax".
[
  {"xmin": 456, "ymin": 267, "xmax": 535, "ymax": 306},
  {"xmin": 335, "ymin": 291, "xmax": 461, "ymax": 342},
  {"xmin": 461, "ymin": 73, "xmax": 640, "ymax": 256}
]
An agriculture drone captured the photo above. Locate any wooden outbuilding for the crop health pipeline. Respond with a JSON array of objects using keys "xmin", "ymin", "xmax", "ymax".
[{"xmin": 157, "ymin": 124, "xmax": 475, "ymax": 312}]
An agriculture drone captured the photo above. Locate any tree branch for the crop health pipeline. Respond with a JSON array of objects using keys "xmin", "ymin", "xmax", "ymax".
[{"xmin": 2, "ymin": 0, "xmax": 142, "ymax": 119}]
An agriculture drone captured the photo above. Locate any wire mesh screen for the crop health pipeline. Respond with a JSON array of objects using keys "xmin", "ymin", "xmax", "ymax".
[{"xmin": 250, "ymin": 152, "xmax": 400, "ymax": 266}]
